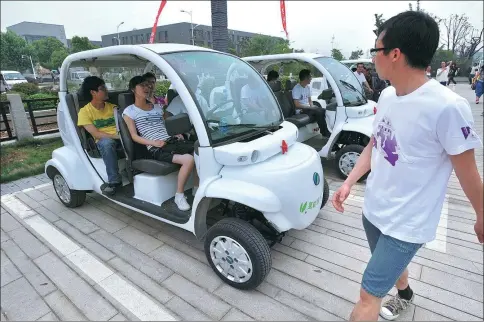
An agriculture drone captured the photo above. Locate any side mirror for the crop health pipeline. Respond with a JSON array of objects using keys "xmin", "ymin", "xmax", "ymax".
[
  {"xmin": 165, "ymin": 113, "xmax": 191, "ymax": 136},
  {"xmin": 319, "ymin": 89, "xmax": 334, "ymax": 101}
]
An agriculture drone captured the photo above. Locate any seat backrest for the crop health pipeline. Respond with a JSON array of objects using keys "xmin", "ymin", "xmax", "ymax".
[
  {"xmin": 167, "ymin": 89, "xmax": 178, "ymax": 105},
  {"xmin": 268, "ymin": 81, "xmax": 292, "ymax": 117},
  {"xmin": 284, "ymin": 79, "xmax": 298, "ymax": 113}
]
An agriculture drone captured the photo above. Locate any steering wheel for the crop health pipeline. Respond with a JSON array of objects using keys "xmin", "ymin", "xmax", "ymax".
[{"xmin": 205, "ymin": 100, "xmax": 235, "ymax": 119}]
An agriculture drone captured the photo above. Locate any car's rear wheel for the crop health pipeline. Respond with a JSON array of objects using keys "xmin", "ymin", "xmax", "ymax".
[
  {"xmin": 204, "ymin": 218, "xmax": 271, "ymax": 290},
  {"xmin": 52, "ymin": 172, "xmax": 86, "ymax": 208},
  {"xmin": 321, "ymin": 178, "xmax": 330, "ymax": 209}
]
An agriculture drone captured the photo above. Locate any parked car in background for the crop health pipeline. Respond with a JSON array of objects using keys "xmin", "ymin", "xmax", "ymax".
[{"xmin": 1, "ymin": 70, "xmax": 28, "ymax": 89}]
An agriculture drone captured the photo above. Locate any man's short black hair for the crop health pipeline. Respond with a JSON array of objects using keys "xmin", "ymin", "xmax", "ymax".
[
  {"xmin": 81, "ymin": 76, "xmax": 105, "ymax": 101},
  {"xmin": 142, "ymin": 72, "xmax": 156, "ymax": 80},
  {"xmin": 129, "ymin": 76, "xmax": 145, "ymax": 91},
  {"xmin": 377, "ymin": 10, "xmax": 439, "ymax": 69},
  {"xmin": 299, "ymin": 69, "xmax": 311, "ymax": 81},
  {"xmin": 267, "ymin": 70, "xmax": 279, "ymax": 82}
]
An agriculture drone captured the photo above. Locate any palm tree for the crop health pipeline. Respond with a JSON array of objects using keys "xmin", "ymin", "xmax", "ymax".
[{"xmin": 211, "ymin": 0, "xmax": 229, "ymax": 53}]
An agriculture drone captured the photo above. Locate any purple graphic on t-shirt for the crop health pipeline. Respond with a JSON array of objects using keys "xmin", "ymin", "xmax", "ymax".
[
  {"xmin": 375, "ymin": 116, "xmax": 399, "ymax": 166},
  {"xmin": 461, "ymin": 126, "xmax": 471, "ymax": 140}
]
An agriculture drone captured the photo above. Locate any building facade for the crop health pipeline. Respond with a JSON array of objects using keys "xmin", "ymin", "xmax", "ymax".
[
  {"xmin": 101, "ymin": 22, "xmax": 276, "ymax": 55},
  {"xmin": 7, "ymin": 21, "xmax": 68, "ymax": 47}
]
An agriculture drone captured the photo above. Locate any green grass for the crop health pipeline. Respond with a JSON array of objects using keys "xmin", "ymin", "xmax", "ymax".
[{"xmin": 1, "ymin": 137, "xmax": 64, "ymax": 183}]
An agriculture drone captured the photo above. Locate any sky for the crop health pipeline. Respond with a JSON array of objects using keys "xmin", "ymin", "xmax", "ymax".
[{"xmin": 1, "ymin": 0, "xmax": 483, "ymax": 57}]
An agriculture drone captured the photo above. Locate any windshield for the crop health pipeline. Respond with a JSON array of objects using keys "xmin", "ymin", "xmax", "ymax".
[
  {"xmin": 162, "ymin": 51, "xmax": 283, "ymax": 145},
  {"xmin": 315, "ymin": 57, "xmax": 367, "ymax": 106},
  {"xmin": 3, "ymin": 72, "xmax": 26, "ymax": 81}
]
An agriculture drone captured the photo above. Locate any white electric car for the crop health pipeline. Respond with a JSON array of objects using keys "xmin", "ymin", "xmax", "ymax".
[
  {"xmin": 45, "ymin": 44, "xmax": 330, "ymax": 290},
  {"xmin": 243, "ymin": 53, "xmax": 376, "ymax": 180}
]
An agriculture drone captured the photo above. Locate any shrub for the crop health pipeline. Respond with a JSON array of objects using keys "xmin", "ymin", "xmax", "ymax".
[
  {"xmin": 40, "ymin": 86, "xmax": 59, "ymax": 95},
  {"xmin": 11, "ymin": 83, "xmax": 40, "ymax": 96},
  {"xmin": 154, "ymin": 80, "xmax": 171, "ymax": 97},
  {"xmin": 24, "ymin": 93, "xmax": 59, "ymax": 110}
]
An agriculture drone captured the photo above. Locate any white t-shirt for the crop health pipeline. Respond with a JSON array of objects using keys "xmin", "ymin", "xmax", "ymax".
[
  {"xmin": 354, "ymin": 71, "xmax": 367, "ymax": 85},
  {"xmin": 292, "ymin": 83, "xmax": 311, "ymax": 113},
  {"xmin": 363, "ymin": 79, "xmax": 482, "ymax": 244},
  {"xmin": 240, "ymin": 84, "xmax": 266, "ymax": 111},
  {"xmin": 436, "ymin": 68, "xmax": 449, "ymax": 82},
  {"xmin": 122, "ymin": 104, "xmax": 170, "ymax": 150}
]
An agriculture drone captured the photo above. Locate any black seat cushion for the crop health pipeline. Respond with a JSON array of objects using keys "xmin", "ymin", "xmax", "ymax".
[
  {"xmin": 167, "ymin": 89, "xmax": 178, "ymax": 105},
  {"xmin": 286, "ymin": 114, "xmax": 311, "ymax": 128},
  {"xmin": 132, "ymin": 159, "xmax": 179, "ymax": 176}
]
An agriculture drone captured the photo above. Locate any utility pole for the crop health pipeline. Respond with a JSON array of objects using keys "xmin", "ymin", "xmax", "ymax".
[{"xmin": 331, "ymin": 35, "xmax": 335, "ymax": 51}]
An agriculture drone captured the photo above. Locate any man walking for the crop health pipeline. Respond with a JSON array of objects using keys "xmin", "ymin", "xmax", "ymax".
[{"xmin": 332, "ymin": 10, "xmax": 483, "ymax": 321}]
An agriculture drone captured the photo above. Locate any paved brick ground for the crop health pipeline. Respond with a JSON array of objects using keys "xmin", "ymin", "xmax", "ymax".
[{"xmin": 1, "ymin": 84, "xmax": 482, "ymax": 321}]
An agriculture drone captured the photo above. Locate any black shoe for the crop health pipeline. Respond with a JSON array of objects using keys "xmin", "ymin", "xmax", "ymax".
[{"xmin": 101, "ymin": 182, "xmax": 121, "ymax": 196}]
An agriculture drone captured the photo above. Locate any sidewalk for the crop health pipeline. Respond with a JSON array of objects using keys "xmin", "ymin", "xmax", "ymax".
[{"xmin": 1, "ymin": 84, "xmax": 483, "ymax": 321}]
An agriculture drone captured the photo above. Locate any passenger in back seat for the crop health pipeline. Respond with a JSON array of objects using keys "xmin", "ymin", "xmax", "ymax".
[
  {"xmin": 122, "ymin": 76, "xmax": 199, "ymax": 211},
  {"xmin": 292, "ymin": 69, "xmax": 331, "ymax": 136},
  {"xmin": 77, "ymin": 76, "xmax": 123, "ymax": 195}
]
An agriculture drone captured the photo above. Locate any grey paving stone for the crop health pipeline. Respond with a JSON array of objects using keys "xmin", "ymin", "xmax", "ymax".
[
  {"xmin": 54, "ymin": 220, "xmax": 115, "ymax": 262},
  {"xmin": 153, "ymin": 223, "xmax": 204, "ymax": 251},
  {"xmin": 162, "ymin": 274, "xmax": 231, "ymax": 320},
  {"xmin": 38, "ymin": 198, "xmax": 68, "ymax": 214},
  {"xmin": 214, "ymin": 284, "xmax": 310, "ymax": 321},
  {"xmin": 0, "ymin": 250, "xmax": 22, "ymax": 287},
  {"xmin": 56, "ymin": 209, "xmax": 99, "ymax": 234},
  {"xmin": 34, "ymin": 252, "xmax": 117, "ymax": 321},
  {"xmin": 89, "ymin": 229, "xmax": 173, "ymax": 283},
  {"xmin": 15, "ymin": 192, "xmax": 42, "ymax": 209},
  {"xmin": 24, "ymin": 189, "xmax": 50, "ymax": 202},
  {"xmin": 256, "ymin": 282, "xmax": 282, "ymax": 298},
  {"xmin": 107, "ymin": 257, "xmax": 174, "ymax": 304},
  {"xmin": 0, "ymin": 212, "xmax": 21, "ymax": 232},
  {"xmin": 165, "ymin": 296, "xmax": 211, "ymax": 321},
  {"xmin": 413, "ymin": 295, "xmax": 482, "ymax": 321},
  {"xmin": 39, "ymin": 186, "xmax": 57, "ymax": 199},
  {"xmin": 1, "ymin": 239, "xmax": 57, "ymax": 296},
  {"xmin": 420, "ymin": 266, "xmax": 483, "ymax": 302},
  {"xmin": 108, "ymin": 313, "xmax": 128, "ymax": 321},
  {"xmin": 0, "ymin": 277, "xmax": 50, "ymax": 321},
  {"xmin": 416, "ymin": 247, "xmax": 482, "ymax": 275},
  {"xmin": 36, "ymin": 311, "xmax": 59, "ymax": 321},
  {"xmin": 304, "ymin": 255, "xmax": 363, "ymax": 284},
  {"xmin": 6, "ymin": 226, "xmax": 50, "ymax": 259},
  {"xmin": 129, "ymin": 218, "xmax": 160, "ymax": 235},
  {"xmin": 412, "ymin": 256, "xmax": 483, "ymax": 284},
  {"xmin": 44, "ymin": 290, "xmax": 88, "ymax": 321},
  {"xmin": 72, "ymin": 205, "xmax": 127, "ymax": 233},
  {"xmin": 275, "ymin": 290, "xmax": 343, "ymax": 321},
  {"xmin": 94, "ymin": 204, "xmax": 134, "ymax": 225},
  {"xmin": 280, "ymin": 235, "xmax": 295, "ymax": 246},
  {"xmin": 16, "ymin": 177, "xmax": 44, "ymax": 188},
  {"xmin": 221, "ymin": 308, "xmax": 255, "ymax": 321},
  {"xmin": 272, "ymin": 243, "xmax": 308, "ymax": 261},
  {"xmin": 0, "ymin": 228, "xmax": 9, "ymax": 243},
  {"xmin": 0, "ymin": 311, "xmax": 6, "ymax": 321},
  {"xmin": 34, "ymin": 206, "xmax": 60, "ymax": 223},
  {"xmin": 151, "ymin": 245, "xmax": 222, "ymax": 292},
  {"xmin": 445, "ymin": 242, "xmax": 483, "ymax": 264},
  {"xmin": 114, "ymin": 226, "xmax": 163, "ymax": 254},
  {"xmin": 272, "ymin": 251, "xmax": 361, "ymax": 304},
  {"xmin": 413, "ymin": 307, "xmax": 452, "ymax": 321},
  {"xmin": 266, "ymin": 269, "xmax": 354, "ymax": 320},
  {"xmin": 154, "ymin": 232, "xmax": 208, "ymax": 264}
]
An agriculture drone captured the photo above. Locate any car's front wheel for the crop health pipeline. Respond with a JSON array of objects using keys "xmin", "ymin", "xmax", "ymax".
[
  {"xmin": 204, "ymin": 218, "xmax": 271, "ymax": 290},
  {"xmin": 335, "ymin": 144, "xmax": 369, "ymax": 182},
  {"xmin": 52, "ymin": 172, "xmax": 86, "ymax": 208}
]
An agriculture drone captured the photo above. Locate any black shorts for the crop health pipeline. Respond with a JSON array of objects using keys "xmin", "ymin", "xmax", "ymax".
[{"xmin": 149, "ymin": 141, "xmax": 195, "ymax": 163}]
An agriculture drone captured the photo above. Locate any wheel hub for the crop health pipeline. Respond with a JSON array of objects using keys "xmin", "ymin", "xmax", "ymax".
[
  {"xmin": 209, "ymin": 236, "xmax": 253, "ymax": 283},
  {"xmin": 339, "ymin": 151, "xmax": 360, "ymax": 176},
  {"xmin": 53, "ymin": 174, "xmax": 71, "ymax": 204}
]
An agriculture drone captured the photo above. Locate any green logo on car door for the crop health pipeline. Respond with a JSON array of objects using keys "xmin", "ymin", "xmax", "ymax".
[{"xmin": 299, "ymin": 196, "xmax": 322, "ymax": 214}]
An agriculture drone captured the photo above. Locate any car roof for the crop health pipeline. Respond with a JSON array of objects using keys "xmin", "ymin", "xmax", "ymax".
[
  {"xmin": 1, "ymin": 70, "xmax": 22, "ymax": 73},
  {"xmin": 340, "ymin": 59, "xmax": 373, "ymax": 64}
]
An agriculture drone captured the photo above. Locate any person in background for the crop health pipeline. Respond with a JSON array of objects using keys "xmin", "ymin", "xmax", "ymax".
[
  {"xmin": 474, "ymin": 68, "xmax": 483, "ymax": 105},
  {"xmin": 354, "ymin": 63, "xmax": 374, "ymax": 96},
  {"xmin": 436, "ymin": 61, "xmax": 448, "ymax": 85},
  {"xmin": 333, "ymin": 10, "xmax": 483, "ymax": 321},
  {"xmin": 143, "ymin": 72, "xmax": 166, "ymax": 107},
  {"xmin": 267, "ymin": 70, "xmax": 279, "ymax": 82},
  {"xmin": 447, "ymin": 61, "xmax": 458, "ymax": 90},
  {"xmin": 426, "ymin": 66, "xmax": 432, "ymax": 78},
  {"xmin": 370, "ymin": 69, "xmax": 387, "ymax": 102},
  {"xmin": 77, "ymin": 76, "xmax": 123, "ymax": 195}
]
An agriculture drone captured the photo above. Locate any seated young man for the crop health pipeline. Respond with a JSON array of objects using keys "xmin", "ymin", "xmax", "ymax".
[
  {"xmin": 122, "ymin": 75, "xmax": 199, "ymax": 211},
  {"xmin": 292, "ymin": 69, "xmax": 331, "ymax": 136},
  {"xmin": 77, "ymin": 76, "xmax": 122, "ymax": 195}
]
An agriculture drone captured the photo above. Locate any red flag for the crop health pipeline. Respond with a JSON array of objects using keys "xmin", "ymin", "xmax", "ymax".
[
  {"xmin": 149, "ymin": 0, "xmax": 167, "ymax": 44},
  {"xmin": 280, "ymin": 0, "xmax": 288, "ymax": 39}
]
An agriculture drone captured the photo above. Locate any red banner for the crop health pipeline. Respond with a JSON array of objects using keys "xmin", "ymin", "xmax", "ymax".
[
  {"xmin": 280, "ymin": 0, "xmax": 288, "ymax": 40},
  {"xmin": 149, "ymin": 0, "xmax": 167, "ymax": 44}
]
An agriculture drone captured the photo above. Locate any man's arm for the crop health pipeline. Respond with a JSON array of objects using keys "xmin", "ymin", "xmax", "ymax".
[
  {"xmin": 450, "ymin": 150, "xmax": 484, "ymax": 242},
  {"xmin": 82, "ymin": 124, "xmax": 118, "ymax": 140}
]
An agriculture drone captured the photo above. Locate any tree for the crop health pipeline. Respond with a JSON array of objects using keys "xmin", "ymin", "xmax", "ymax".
[
  {"xmin": 240, "ymin": 35, "xmax": 291, "ymax": 57},
  {"xmin": 457, "ymin": 28, "xmax": 483, "ymax": 60},
  {"xmin": 31, "ymin": 37, "xmax": 66, "ymax": 69},
  {"xmin": 331, "ymin": 48, "xmax": 344, "ymax": 61},
  {"xmin": 349, "ymin": 49, "xmax": 364, "ymax": 60},
  {"xmin": 373, "ymin": 13, "xmax": 385, "ymax": 35},
  {"xmin": 70, "ymin": 36, "xmax": 99, "ymax": 53},
  {"xmin": 0, "ymin": 31, "xmax": 36, "ymax": 71},
  {"xmin": 441, "ymin": 14, "xmax": 472, "ymax": 54},
  {"xmin": 50, "ymin": 48, "xmax": 69, "ymax": 70}
]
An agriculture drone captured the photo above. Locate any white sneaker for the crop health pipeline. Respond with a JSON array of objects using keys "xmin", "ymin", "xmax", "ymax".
[{"xmin": 175, "ymin": 193, "xmax": 190, "ymax": 211}]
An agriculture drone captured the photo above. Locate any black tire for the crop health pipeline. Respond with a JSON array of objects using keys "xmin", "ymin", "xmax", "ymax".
[
  {"xmin": 321, "ymin": 178, "xmax": 329, "ymax": 209},
  {"xmin": 335, "ymin": 144, "xmax": 369, "ymax": 182},
  {"xmin": 52, "ymin": 172, "xmax": 86, "ymax": 208},
  {"xmin": 204, "ymin": 217, "xmax": 271, "ymax": 290}
]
